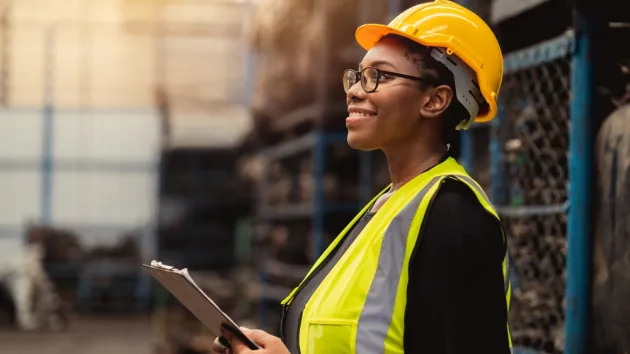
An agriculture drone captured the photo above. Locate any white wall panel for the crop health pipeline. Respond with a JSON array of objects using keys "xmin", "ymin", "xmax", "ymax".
[
  {"xmin": 0, "ymin": 108, "xmax": 159, "ymax": 242},
  {"xmin": 52, "ymin": 170, "xmax": 156, "ymax": 226},
  {"xmin": 0, "ymin": 171, "xmax": 41, "ymax": 225},
  {"xmin": 0, "ymin": 109, "xmax": 43, "ymax": 160},
  {"xmin": 53, "ymin": 109, "xmax": 160, "ymax": 162}
]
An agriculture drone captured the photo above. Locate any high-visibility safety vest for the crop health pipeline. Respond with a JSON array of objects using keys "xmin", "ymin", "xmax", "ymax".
[{"xmin": 281, "ymin": 157, "xmax": 512, "ymax": 353}]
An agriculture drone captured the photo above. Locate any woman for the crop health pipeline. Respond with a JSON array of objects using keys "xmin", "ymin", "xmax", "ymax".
[{"xmin": 216, "ymin": 1, "xmax": 511, "ymax": 353}]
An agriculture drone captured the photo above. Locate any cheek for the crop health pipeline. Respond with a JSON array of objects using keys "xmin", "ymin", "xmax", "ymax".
[
  {"xmin": 346, "ymin": 88, "xmax": 422, "ymax": 150},
  {"xmin": 373, "ymin": 90, "xmax": 419, "ymax": 130}
]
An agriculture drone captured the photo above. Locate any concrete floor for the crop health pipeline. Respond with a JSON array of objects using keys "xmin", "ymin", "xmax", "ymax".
[{"xmin": 0, "ymin": 317, "xmax": 156, "ymax": 354}]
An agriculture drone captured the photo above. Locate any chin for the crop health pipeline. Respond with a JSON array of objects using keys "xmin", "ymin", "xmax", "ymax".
[{"xmin": 346, "ymin": 131, "xmax": 379, "ymax": 151}]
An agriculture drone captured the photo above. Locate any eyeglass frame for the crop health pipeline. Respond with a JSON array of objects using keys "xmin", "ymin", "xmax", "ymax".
[{"xmin": 343, "ymin": 67, "xmax": 435, "ymax": 93}]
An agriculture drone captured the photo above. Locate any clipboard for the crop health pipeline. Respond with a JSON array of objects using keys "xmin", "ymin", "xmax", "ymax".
[{"xmin": 143, "ymin": 260, "xmax": 260, "ymax": 350}]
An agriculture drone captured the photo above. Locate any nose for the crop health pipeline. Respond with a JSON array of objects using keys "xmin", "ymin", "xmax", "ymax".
[{"xmin": 346, "ymin": 81, "xmax": 366, "ymax": 104}]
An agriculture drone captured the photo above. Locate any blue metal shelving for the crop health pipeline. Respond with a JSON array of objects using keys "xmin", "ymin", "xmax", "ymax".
[
  {"xmin": 254, "ymin": 129, "xmax": 373, "ymax": 329},
  {"xmin": 256, "ymin": 131, "xmax": 371, "ymax": 254}
]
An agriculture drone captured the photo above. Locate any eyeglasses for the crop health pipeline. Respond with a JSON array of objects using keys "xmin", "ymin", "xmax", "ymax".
[{"xmin": 342, "ymin": 67, "xmax": 432, "ymax": 93}]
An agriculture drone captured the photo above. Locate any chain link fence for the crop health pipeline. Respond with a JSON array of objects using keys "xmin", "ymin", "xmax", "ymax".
[{"xmin": 495, "ymin": 39, "xmax": 572, "ymax": 354}]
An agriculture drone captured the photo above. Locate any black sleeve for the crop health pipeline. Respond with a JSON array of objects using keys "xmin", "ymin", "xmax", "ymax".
[{"xmin": 403, "ymin": 178, "xmax": 510, "ymax": 354}]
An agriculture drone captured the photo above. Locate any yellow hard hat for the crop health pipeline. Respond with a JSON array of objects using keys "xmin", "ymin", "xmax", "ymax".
[{"xmin": 355, "ymin": 0, "xmax": 503, "ymax": 124}]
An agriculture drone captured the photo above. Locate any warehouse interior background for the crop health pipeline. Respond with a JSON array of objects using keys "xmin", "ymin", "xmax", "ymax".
[{"xmin": 1, "ymin": 0, "xmax": 629, "ymax": 353}]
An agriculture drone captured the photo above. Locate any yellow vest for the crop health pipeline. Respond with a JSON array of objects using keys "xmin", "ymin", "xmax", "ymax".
[{"xmin": 281, "ymin": 157, "xmax": 512, "ymax": 353}]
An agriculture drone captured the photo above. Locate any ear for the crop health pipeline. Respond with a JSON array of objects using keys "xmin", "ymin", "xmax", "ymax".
[{"xmin": 419, "ymin": 85, "xmax": 453, "ymax": 119}]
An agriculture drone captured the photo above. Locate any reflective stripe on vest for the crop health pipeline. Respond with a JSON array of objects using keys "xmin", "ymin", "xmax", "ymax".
[
  {"xmin": 282, "ymin": 157, "xmax": 512, "ymax": 353},
  {"xmin": 355, "ymin": 176, "xmax": 441, "ymax": 353}
]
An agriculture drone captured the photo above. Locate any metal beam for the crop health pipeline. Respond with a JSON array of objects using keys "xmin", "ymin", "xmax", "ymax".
[{"xmin": 503, "ymin": 31, "xmax": 575, "ymax": 74}]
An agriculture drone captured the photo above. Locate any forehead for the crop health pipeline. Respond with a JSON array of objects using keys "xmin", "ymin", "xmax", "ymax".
[{"xmin": 359, "ymin": 39, "xmax": 412, "ymax": 70}]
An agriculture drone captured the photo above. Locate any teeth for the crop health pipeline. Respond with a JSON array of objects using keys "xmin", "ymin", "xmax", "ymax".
[{"xmin": 349, "ymin": 112, "xmax": 373, "ymax": 117}]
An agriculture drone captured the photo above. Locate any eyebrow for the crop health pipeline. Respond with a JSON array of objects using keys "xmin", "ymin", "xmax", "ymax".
[{"xmin": 359, "ymin": 60, "xmax": 396, "ymax": 70}]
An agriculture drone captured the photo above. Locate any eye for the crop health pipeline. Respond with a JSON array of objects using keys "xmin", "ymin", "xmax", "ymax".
[{"xmin": 378, "ymin": 72, "xmax": 392, "ymax": 81}]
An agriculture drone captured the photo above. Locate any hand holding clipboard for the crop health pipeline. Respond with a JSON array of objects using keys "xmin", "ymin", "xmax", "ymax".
[
  {"xmin": 217, "ymin": 326, "xmax": 291, "ymax": 354},
  {"xmin": 143, "ymin": 261, "xmax": 260, "ymax": 350}
]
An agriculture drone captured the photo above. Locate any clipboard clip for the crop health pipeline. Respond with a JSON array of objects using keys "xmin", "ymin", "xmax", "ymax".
[{"xmin": 150, "ymin": 260, "xmax": 178, "ymax": 271}]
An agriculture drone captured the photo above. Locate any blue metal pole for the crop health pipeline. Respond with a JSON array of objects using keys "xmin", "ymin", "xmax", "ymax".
[
  {"xmin": 460, "ymin": 130, "xmax": 473, "ymax": 172},
  {"xmin": 41, "ymin": 27, "xmax": 55, "ymax": 225},
  {"xmin": 490, "ymin": 105, "xmax": 506, "ymax": 205},
  {"xmin": 42, "ymin": 103, "xmax": 53, "ymax": 224},
  {"xmin": 565, "ymin": 5, "xmax": 596, "ymax": 353}
]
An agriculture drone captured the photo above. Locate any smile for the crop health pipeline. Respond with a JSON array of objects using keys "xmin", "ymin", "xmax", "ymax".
[
  {"xmin": 348, "ymin": 111, "xmax": 376, "ymax": 117},
  {"xmin": 346, "ymin": 114, "xmax": 376, "ymax": 128}
]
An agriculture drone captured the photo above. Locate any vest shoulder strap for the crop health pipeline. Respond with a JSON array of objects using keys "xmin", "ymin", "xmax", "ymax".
[{"xmin": 444, "ymin": 174, "xmax": 499, "ymax": 220}]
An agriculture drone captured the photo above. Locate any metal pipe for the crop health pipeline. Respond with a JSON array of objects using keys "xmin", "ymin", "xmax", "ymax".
[
  {"xmin": 41, "ymin": 26, "xmax": 56, "ymax": 225},
  {"xmin": 490, "ymin": 104, "xmax": 506, "ymax": 205},
  {"xmin": 564, "ymin": 4, "xmax": 596, "ymax": 353},
  {"xmin": 459, "ymin": 130, "xmax": 473, "ymax": 172}
]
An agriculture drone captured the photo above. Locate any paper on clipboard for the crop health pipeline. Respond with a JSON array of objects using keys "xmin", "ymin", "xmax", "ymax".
[{"xmin": 143, "ymin": 260, "xmax": 260, "ymax": 350}]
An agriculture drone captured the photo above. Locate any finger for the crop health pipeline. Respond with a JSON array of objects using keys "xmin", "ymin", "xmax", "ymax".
[
  {"xmin": 212, "ymin": 337, "xmax": 229, "ymax": 354},
  {"xmin": 240, "ymin": 328, "xmax": 277, "ymax": 347},
  {"xmin": 229, "ymin": 328, "xmax": 264, "ymax": 353},
  {"xmin": 229, "ymin": 338, "xmax": 253, "ymax": 354},
  {"xmin": 221, "ymin": 327, "xmax": 234, "ymax": 341},
  {"xmin": 218, "ymin": 336, "xmax": 231, "ymax": 349}
]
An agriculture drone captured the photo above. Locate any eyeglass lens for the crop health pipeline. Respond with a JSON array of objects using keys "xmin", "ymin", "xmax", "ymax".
[{"xmin": 343, "ymin": 68, "xmax": 379, "ymax": 93}]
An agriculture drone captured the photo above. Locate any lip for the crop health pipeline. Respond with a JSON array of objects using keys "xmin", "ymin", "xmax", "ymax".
[
  {"xmin": 347, "ymin": 106, "xmax": 377, "ymax": 115},
  {"xmin": 346, "ymin": 106, "xmax": 377, "ymax": 127}
]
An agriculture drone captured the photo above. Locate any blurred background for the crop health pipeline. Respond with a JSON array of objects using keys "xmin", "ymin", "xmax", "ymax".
[{"xmin": 0, "ymin": 0, "xmax": 628, "ymax": 353}]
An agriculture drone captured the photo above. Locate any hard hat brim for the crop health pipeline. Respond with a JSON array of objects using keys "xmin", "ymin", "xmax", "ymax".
[
  {"xmin": 355, "ymin": 23, "xmax": 418, "ymax": 52},
  {"xmin": 354, "ymin": 23, "xmax": 497, "ymax": 123}
]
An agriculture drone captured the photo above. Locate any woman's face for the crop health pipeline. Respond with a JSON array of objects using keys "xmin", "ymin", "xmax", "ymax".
[{"xmin": 345, "ymin": 38, "xmax": 430, "ymax": 151}]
